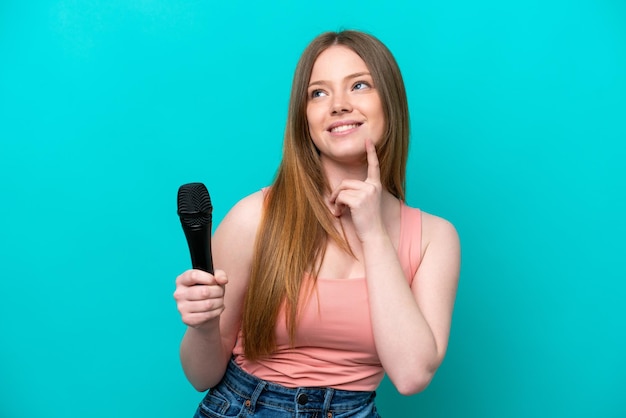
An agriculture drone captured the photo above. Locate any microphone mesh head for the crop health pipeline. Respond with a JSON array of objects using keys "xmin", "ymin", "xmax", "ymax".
[{"xmin": 177, "ymin": 183, "xmax": 212, "ymax": 228}]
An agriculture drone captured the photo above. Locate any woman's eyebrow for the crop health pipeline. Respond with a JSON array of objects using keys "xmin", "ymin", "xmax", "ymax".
[{"xmin": 308, "ymin": 72, "xmax": 372, "ymax": 88}]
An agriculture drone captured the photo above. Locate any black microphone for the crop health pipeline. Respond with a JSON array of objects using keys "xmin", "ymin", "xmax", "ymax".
[{"xmin": 177, "ymin": 182, "xmax": 214, "ymax": 274}]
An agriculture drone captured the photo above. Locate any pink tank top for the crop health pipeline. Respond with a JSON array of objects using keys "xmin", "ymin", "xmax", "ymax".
[{"xmin": 232, "ymin": 204, "xmax": 422, "ymax": 391}]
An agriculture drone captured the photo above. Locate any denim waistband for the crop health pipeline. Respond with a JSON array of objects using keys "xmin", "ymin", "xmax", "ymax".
[{"xmin": 219, "ymin": 359, "xmax": 376, "ymax": 414}]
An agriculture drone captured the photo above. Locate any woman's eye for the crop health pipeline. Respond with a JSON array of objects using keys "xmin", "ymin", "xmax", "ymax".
[
  {"xmin": 353, "ymin": 81, "xmax": 371, "ymax": 90},
  {"xmin": 310, "ymin": 89, "xmax": 327, "ymax": 98}
]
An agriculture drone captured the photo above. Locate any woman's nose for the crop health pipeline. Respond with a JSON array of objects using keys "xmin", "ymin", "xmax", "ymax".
[{"xmin": 330, "ymin": 92, "xmax": 352, "ymax": 115}]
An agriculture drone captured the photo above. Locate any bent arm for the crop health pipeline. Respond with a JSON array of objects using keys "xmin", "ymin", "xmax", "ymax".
[
  {"xmin": 178, "ymin": 191, "xmax": 264, "ymax": 391},
  {"xmin": 365, "ymin": 212, "xmax": 460, "ymax": 395}
]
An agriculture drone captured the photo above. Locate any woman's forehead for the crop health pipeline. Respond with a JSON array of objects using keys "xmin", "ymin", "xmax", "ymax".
[{"xmin": 309, "ymin": 46, "xmax": 370, "ymax": 83}]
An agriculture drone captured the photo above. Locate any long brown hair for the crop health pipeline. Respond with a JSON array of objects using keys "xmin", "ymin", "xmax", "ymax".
[{"xmin": 242, "ymin": 30, "xmax": 410, "ymax": 360}]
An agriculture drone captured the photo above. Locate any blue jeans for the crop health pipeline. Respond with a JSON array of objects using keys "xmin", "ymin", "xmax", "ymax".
[{"xmin": 193, "ymin": 359, "xmax": 381, "ymax": 417}]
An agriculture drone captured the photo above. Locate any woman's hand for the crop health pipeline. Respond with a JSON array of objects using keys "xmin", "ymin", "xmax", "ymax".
[
  {"xmin": 328, "ymin": 139, "xmax": 385, "ymax": 242},
  {"xmin": 173, "ymin": 269, "xmax": 229, "ymax": 330}
]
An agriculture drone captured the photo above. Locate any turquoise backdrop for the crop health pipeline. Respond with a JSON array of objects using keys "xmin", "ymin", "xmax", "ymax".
[{"xmin": 1, "ymin": 1, "xmax": 624, "ymax": 417}]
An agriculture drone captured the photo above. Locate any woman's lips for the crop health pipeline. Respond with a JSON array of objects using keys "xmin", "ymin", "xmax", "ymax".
[{"xmin": 328, "ymin": 121, "xmax": 363, "ymax": 133}]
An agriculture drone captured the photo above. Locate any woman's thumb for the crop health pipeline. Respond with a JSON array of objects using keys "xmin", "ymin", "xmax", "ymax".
[{"xmin": 214, "ymin": 269, "xmax": 229, "ymax": 286}]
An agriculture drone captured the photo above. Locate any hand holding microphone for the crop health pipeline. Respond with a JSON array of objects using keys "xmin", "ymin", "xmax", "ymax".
[
  {"xmin": 173, "ymin": 183, "xmax": 228, "ymax": 329},
  {"xmin": 174, "ymin": 268, "xmax": 228, "ymax": 328}
]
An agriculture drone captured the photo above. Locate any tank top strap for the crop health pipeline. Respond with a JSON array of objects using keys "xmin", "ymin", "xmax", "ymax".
[{"xmin": 398, "ymin": 204, "xmax": 423, "ymax": 285}]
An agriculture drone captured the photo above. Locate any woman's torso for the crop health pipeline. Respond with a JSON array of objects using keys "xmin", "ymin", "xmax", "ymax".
[{"xmin": 231, "ymin": 200, "xmax": 423, "ymax": 391}]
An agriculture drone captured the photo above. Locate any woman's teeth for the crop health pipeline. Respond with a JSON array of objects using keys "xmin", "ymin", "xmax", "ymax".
[{"xmin": 330, "ymin": 124, "xmax": 359, "ymax": 133}]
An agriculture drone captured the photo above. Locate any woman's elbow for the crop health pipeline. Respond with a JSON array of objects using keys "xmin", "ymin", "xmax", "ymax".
[
  {"xmin": 191, "ymin": 381, "xmax": 211, "ymax": 393},
  {"xmin": 394, "ymin": 370, "xmax": 435, "ymax": 396},
  {"xmin": 394, "ymin": 348, "xmax": 447, "ymax": 395},
  {"xmin": 182, "ymin": 370, "xmax": 220, "ymax": 393},
  {"xmin": 395, "ymin": 374, "xmax": 433, "ymax": 396}
]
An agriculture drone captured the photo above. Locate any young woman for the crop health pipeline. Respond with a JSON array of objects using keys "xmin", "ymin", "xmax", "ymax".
[{"xmin": 174, "ymin": 30, "xmax": 460, "ymax": 418}]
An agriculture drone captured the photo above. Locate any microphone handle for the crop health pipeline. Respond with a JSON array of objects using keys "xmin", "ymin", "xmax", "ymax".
[{"xmin": 183, "ymin": 225, "xmax": 214, "ymax": 274}]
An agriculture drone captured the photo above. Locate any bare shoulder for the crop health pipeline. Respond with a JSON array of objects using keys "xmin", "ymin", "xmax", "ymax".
[
  {"xmin": 418, "ymin": 211, "xmax": 461, "ymax": 279},
  {"xmin": 412, "ymin": 210, "xmax": 460, "ymax": 303},
  {"xmin": 225, "ymin": 189, "xmax": 266, "ymax": 220},
  {"xmin": 420, "ymin": 211, "xmax": 460, "ymax": 252},
  {"xmin": 212, "ymin": 190, "xmax": 265, "ymax": 272},
  {"xmin": 215, "ymin": 190, "xmax": 265, "ymax": 238}
]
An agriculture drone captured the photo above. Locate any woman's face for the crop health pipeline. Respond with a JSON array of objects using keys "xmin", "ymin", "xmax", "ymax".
[{"xmin": 306, "ymin": 45, "xmax": 385, "ymax": 166}]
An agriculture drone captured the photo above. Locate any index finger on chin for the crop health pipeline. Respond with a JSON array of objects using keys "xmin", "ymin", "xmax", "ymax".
[{"xmin": 365, "ymin": 139, "xmax": 381, "ymax": 183}]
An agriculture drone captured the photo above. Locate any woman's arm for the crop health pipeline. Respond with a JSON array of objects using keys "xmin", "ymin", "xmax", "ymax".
[
  {"xmin": 363, "ymin": 212, "xmax": 460, "ymax": 395},
  {"xmin": 174, "ymin": 191, "xmax": 264, "ymax": 391},
  {"xmin": 329, "ymin": 140, "xmax": 460, "ymax": 395}
]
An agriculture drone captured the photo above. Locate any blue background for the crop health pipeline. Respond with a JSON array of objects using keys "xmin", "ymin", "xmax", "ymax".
[{"xmin": 1, "ymin": 1, "xmax": 625, "ymax": 417}]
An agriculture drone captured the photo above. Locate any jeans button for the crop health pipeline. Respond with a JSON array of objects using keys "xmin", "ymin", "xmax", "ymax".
[{"xmin": 297, "ymin": 393, "xmax": 308, "ymax": 405}]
